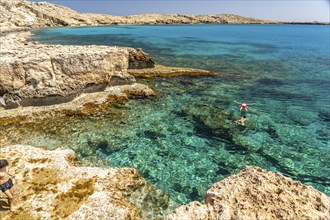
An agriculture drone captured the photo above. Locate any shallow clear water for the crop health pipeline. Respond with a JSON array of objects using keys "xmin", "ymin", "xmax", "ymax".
[{"xmin": 6, "ymin": 25, "xmax": 330, "ymax": 204}]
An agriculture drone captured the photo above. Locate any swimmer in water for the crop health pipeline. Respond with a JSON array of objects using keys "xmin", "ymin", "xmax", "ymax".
[
  {"xmin": 240, "ymin": 102, "xmax": 248, "ymax": 111},
  {"xmin": 235, "ymin": 115, "xmax": 248, "ymax": 127},
  {"xmin": 234, "ymin": 101, "xmax": 256, "ymax": 112}
]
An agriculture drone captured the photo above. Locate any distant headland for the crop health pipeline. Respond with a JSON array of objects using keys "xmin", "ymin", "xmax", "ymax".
[{"xmin": 0, "ymin": 0, "xmax": 328, "ymax": 33}]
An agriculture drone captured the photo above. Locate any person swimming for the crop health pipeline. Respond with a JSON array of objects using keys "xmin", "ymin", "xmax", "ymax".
[
  {"xmin": 235, "ymin": 115, "xmax": 248, "ymax": 126},
  {"xmin": 234, "ymin": 101, "xmax": 256, "ymax": 112},
  {"xmin": 240, "ymin": 102, "xmax": 248, "ymax": 111}
]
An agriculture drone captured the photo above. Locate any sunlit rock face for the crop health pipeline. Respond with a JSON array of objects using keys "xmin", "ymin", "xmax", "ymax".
[
  {"xmin": 0, "ymin": 145, "xmax": 173, "ymax": 220},
  {"xmin": 166, "ymin": 166, "xmax": 330, "ymax": 220},
  {"xmin": 0, "ymin": 0, "xmax": 118, "ymax": 32},
  {"xmin": 1, "ymin": 146, "xmax": 329, "ymax": 219},
  {"xmin": 0, "ymin": 33, "xmax": 158, "ymax": 108}
]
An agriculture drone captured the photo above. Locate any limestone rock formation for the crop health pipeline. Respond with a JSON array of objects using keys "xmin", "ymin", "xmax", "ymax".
[
  {"xmin": 0, "ymin": 33, "xmax": 158, "ymax": 108},
  {"xmin": 1, "ymin": 145, "xmax": 328, "ymax": 220},
  {"xmin": 0, "ymin": 32, "xmax": 216, "ymax": 110},
  {"xmin": 0, "ymin": 145, "xmax": 173, "ymax": 220},
  {"xmin": 166, "ymin": 166, "xmax": 330, "ymax": 220},
  {"xmin": 0, "ymin": 83, "xmax": 156, "ymax": 127},
  {"xmin": 0, "ymin": 0, "xmax": 119, "ymax": 32},
  {"xmin": 128, "ymin": 48, "xmax": 155, "ymax": 69}
]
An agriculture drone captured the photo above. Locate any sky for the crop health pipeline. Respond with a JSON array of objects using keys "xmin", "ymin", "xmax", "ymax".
[{"xmin": 31, "ymin": 0, "xmax": 330, "ymax": 22}]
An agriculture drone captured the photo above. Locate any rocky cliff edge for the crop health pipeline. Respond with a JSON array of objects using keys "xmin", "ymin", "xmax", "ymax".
[{"xmin": 0, "ymin": 32, "xmax": 157, "ymax": 108}]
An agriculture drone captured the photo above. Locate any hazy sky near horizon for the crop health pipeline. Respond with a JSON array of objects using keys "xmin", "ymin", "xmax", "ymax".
[{"xmin": 31, "ymin": 0, "xmax": 330, "ymax": 22}]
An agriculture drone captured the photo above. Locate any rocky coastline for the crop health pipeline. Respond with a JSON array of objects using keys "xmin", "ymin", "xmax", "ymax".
[
  {"xmin": 1, "ymin": 0, "xmax": 328, "ymax": 34},
  {"xmin": 1, "ymin": 0, "xmax": 329, "ymax": 219},
  {"xmin": 1, "ymin": 145, "xmax": 329, "ymax": 219},
  {"xmin": 0, "ymin": 32, "xmax": 214, "ymax": 110}
]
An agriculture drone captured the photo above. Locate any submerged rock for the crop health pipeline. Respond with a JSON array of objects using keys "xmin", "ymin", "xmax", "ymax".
[
  {"xmin": 181, "ymin": 104, "xmax": 238, "ymax": 142},
  {"xmin": 128, "ymin": 64, "xmax": 216, "ymax": 78}
]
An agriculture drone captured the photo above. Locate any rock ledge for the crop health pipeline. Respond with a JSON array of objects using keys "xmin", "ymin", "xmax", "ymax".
[{"xmin": 167, "ymin": 166, "xmax": 330, "ymax": 220}]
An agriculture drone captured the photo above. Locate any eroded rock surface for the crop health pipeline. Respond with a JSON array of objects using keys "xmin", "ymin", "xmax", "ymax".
[
  {"xmin": 166, "ymin": 166, "xmax": 330, "ymax": 220},
  {"xmin": 0, "ymin": 83, "xmax": 155, "ymax": 126},
  {"xmin": 0, "ymin": 33, "xmax": 157, "ymax": 108},
  {"xmin": 0, "ymin": 145, "xmax": 174, "ymax": 220},
  {"xmin": 128, "ymin": 48, "xmax": 155, "ymax": 69},
  {"xmin": 1, "ymin": 146, "xmax": 328, "ymax": 220}
]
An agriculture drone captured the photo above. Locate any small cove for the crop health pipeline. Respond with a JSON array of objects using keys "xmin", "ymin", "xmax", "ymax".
[{"xmin": 2, "ymin": 24, "xmax": 329, "ymax": 205}]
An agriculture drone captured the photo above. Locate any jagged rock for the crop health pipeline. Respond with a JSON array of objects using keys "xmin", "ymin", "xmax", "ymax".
[
  {"xmin": 166, "ymin": 166, "xmax": 330, "ymax": 220},
  {"xmin": 1, "ymin": 1, "xmax": 329, "ymax": 219},
  {"xmin": 128, "ymin": 48, "xmax": 155, "ymax": 69}
]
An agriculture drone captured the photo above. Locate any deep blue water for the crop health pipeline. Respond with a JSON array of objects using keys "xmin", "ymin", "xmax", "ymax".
[{"xmin": 15, "ymin": 25, "xmax": 330, "ymax": 204}]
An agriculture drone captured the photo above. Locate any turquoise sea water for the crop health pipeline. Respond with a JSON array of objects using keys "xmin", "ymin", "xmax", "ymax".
[{"xmin": 11, "ymin": 25, "xmax": 330, "ymax": 204}]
